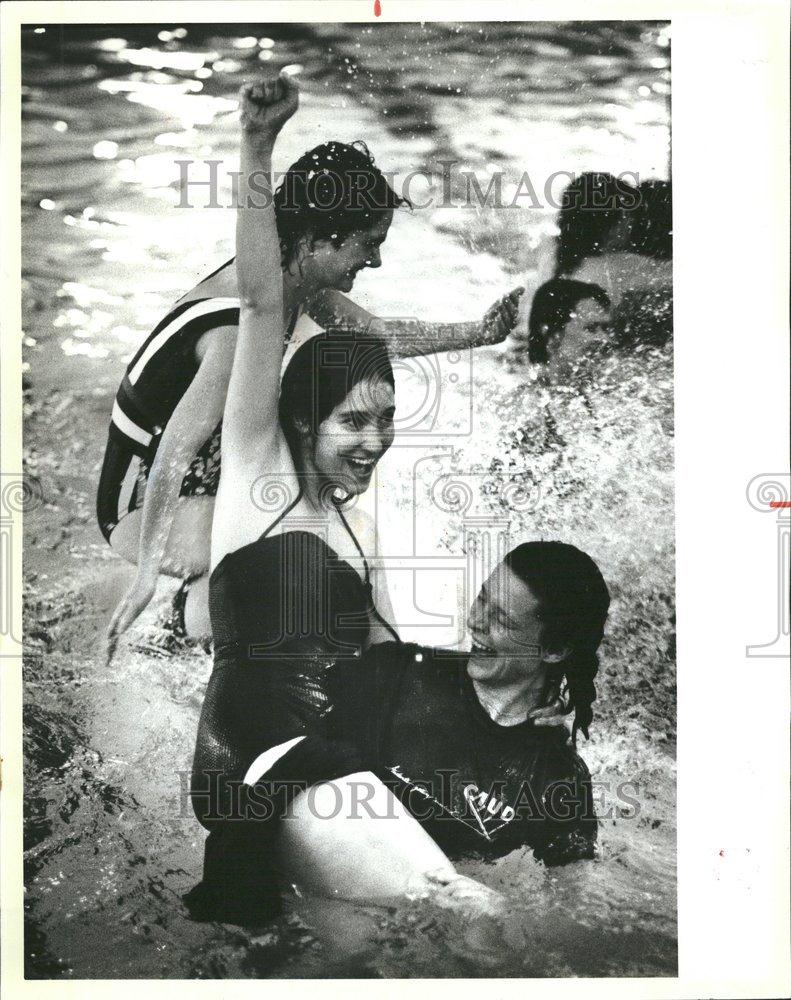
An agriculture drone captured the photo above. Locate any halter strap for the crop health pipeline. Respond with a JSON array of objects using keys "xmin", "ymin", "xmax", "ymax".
[
  {"xmin": 260, "ymin": 486, "xmax": 305, "ymax": 540},
  {"xmin": 332, "ymin": 498, "xmax": 371, "ymax": 589},
  {"xmin": 333, "ymin": 497, "xmax": 401, "ymax": 645}
]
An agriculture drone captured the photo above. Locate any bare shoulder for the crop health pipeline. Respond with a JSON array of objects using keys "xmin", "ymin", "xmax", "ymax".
[
  {"xmin": 343, "ymin": 504, "xmax": 379, "ymax": 549},
  {"xmin": 195, "ymin": 324, "xmax": 238, "ymax": 364}
]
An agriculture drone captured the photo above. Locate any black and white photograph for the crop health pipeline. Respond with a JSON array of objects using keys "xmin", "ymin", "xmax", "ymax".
[{"xmin": 0, "ymin": 1, "xmax": 787, "ymax": 992}]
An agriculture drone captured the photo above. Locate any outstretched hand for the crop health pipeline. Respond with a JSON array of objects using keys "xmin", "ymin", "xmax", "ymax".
[
  {"xmin": 239, "ymin": 72, "xmax": 299, "ymax": 145},
  {"xmin": 105, "ymin": 573, "xmax": 157, "ymax": 667},
  {"xmin": 482, "ymin": 287, "xmax": 525, "ymax": 344}
]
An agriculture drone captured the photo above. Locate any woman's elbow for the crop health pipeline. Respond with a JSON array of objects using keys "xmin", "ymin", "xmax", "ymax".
[{"xmin": 237, "ymin": 279, "xmax": 282, "ymax": 315}]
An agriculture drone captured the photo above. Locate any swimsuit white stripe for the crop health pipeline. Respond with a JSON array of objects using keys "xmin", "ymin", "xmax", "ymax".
[
  {"xmin": 243, "ymin": 736, "xmax": 307, "ymax": 786},
  {"xmin": 111, "ymin": 400, "xmax": 152, "ymax": 447},
  {"xmin": 127, "ymin": 297, "xmax": 240, "ymax": 385}
]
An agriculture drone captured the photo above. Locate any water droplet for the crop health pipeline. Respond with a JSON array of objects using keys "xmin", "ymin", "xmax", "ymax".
[{"xmin": 93, "ymin": 140, "xmax": 119, "ymax": 160}]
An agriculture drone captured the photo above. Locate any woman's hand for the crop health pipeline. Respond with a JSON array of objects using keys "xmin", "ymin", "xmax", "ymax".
[
  {"xmin": 481, "ymin": 287, "xmax": 525, "ymax": 344},
  {"xmin": 105, "ymin": 571, "xmax": 157, "ymax": 666},
  {"xmin": 239, "ymin": 72, "xmax": 299, "ymax": 148},
  {"xmin": 529, "ymin": 695, "xmax": 573, "ymax": 732}
]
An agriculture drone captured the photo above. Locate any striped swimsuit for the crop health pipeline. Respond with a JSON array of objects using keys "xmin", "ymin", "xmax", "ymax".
[{"xmin": 96, "ymin": 295, "xmax": 240, "ymax": 543}]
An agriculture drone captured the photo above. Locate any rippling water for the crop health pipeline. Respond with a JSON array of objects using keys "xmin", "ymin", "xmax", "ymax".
[{"xmin": 21, "ymin": 21, "xmax": 675, "ymax": 978}]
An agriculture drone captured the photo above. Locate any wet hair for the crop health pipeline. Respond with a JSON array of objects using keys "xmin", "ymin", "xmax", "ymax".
[
  {"xmin": 528, "ymin": 278, "xmax": 611, "ymax": 364},
  {"xmin": 273, "ymin": 141, "xmax": 411, "ymax": 265},
  {"xmin": 613, "ymin": 287, "xmax": 673, "ymax": 349},
  {"xmin": 554, "ymin": 172, "xmax": 639, "ymax": 277},
  {"xmin": 279, "ymin": 330, "xmax": 395, "ymax": 470},
  {"xmin": 503, "ymin": 541, "xmax": 610, "ymax": 744},
  {"xmin": 629, "ymin": 179, "xmax": 672, "ymax": 260}
]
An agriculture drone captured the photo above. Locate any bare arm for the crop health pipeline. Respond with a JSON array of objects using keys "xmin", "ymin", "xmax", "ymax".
[
  {"xmin": 105, "ymin": 329, "xmax": 235, "ymax": 660},
  {"xmin": 221, "ymin": 83, "xmax": 289, "ymax": 458},
  {"xmin": 306, "ymin": 286, "xmax": 525, "ymax": 358},
  {"xmin": 210, "ymin": 74, "xmax": 300, "ymax": 568},
  {"xmin": 137, "ymin": 330, "xmax": 235, "ymax": 576}
]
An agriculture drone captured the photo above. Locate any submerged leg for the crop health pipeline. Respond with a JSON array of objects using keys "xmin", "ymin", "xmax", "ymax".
[{"xmin": 277, "ymin": 772, "xmax": 498, "ymax": 908}]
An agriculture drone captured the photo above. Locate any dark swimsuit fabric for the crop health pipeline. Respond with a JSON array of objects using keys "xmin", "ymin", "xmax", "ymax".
[{"xmin": 185, "ymin": 500, "xmax": 385, "ymax": 925}]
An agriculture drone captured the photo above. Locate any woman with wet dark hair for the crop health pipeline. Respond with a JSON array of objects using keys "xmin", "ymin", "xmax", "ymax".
[
  {"xmin": 512, "ymin": 172, "xmax": 671, "ymax": 360},
  {"xmin": 274, "ymin": 140, "xmax": 405, "ymax": 267},
  {"xmin": 523, "ymin": 277, "xmax": 612, "ymax": 364},
  {"xmin": 326, "ymin": 540, "xmax": 610, "ymax": 863},
  {"xmin": 186, "ymin": 75, "xmax": 507, "ymax": 926},
  {"xmin": 501, "ymin": 541, "xmax": 610, "ymax": 745},
  {"xmin": 103, "ymin": 107, "xmax": 523, "ymax": 654}
]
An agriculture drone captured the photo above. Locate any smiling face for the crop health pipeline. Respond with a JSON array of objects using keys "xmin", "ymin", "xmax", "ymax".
[
  {"xmin": 308, "ymin": 211, "xmax": 393, "ymax": 292},
  {"xmin": 309, "ymin": 376, "xmax": 396, "ymax": 494},
  {"xmin": 466, "ymin": 563, "xmax": 547, "ymax": 686},
  {"xmin": 549, "ymin": 297, "xmax": 612, "ymax": 361}
]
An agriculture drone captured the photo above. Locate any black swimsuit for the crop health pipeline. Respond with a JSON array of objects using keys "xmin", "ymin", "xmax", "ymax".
[
  {"xmin": 186, "ymin": 490, "xmax": 398, "ymax": 923},
  {"xmin": 96, "ymin": 295, "xmax": 240, "ymax": 542}
]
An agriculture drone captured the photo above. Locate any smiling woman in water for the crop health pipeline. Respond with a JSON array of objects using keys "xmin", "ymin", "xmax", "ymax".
[
  {"xmin": 101, "ymin": 122, "xmax": 523, "ymax": 653},
  {"xmin": 185, "ymin": 73, "xmax": 511, "ymax": 928}
]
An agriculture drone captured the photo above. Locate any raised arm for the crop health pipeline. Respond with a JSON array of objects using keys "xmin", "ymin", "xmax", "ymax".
[
  {"xmin": 306, "ymin": 286, "xmax": 525, "ymax": 358},
  {"xmin": 210, "ymin": 75, "xmax": 300, "ymax": 568},
  {"xmin": 223, "ymin": 75, "xmax": 298, "ymax": 456}
]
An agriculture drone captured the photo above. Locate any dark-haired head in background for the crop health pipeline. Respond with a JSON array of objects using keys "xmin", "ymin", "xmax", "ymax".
[
  {"xmin": 526, "ymin": 277, "xmax": 612, "ymax": 364},
  {"xmin": 553, "ymin": 171, "xmax": 639, "ymax": 277}
]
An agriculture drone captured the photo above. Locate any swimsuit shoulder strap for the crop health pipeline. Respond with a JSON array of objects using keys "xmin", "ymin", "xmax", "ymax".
[
  {"xmin": 332, "ymin": 499, "xmax": 371, "ymax": 587},
  {"xmin": 332, "ymin": 499, "xmax": 402, "ymax": 645},
  {"xmin": 260, "ymin": 485, "xmax": 305, "ymax": 540}
]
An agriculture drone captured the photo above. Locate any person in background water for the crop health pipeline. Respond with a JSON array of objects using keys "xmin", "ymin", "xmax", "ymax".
[
  {"xmin": 551, "ymin": 171, "xmax": 638, "ymax": 281},
  {"xmin": 102, "ymin": 114, "xmax": 524, "ymax": 657},
  {"xmin": 511, "ymin": 277, "xmax": 612, "ymax": 367},
  {"xmin": 553, "ymin": 172, "xmax": 672, "ymax": 308},
  {"xmin": 320, "ymin": 541, "xmax": 609, "ymax": 867},
  {"xmin": 512, "ymin": 173, "xmax": 672, "ymax": 361}
]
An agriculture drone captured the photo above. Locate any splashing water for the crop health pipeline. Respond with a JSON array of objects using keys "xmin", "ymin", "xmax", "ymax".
[{"xmin": 21, "ymin": 22, "xmax": 674, "ymax": 977}]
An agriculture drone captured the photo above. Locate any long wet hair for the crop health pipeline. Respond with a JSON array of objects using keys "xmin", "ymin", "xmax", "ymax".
[
  {"xmin": 528, "ymin": 278, "xmax": 611, "ymax": 363},
  {"xmin": 274, "ymin": 141, "xmax": 411, "ymax": 265},
  {"xmin": 279, "ymin": 330, "xmax": 395, "ymax": 472},
  {"xmin": 504, "ymin": 541, "xmax": 610, "ymax": 744},
  {"xmin": 554, "ymin": 171, "xmax": 639, "ymax": 277},
  {"xmin": 629, "ymin": 179, "xmax": 672, "ymax": 260}
]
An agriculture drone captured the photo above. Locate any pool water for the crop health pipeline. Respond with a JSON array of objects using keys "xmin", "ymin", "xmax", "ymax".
[{"xmin": 21, "ymin": 20, "xmax": 675, "ymax": 978}]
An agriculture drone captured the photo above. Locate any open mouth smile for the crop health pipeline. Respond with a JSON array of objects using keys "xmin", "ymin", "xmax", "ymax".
[
  {"xmin": 469, "ymin": 636, "xmax": 497, "ymax": 657},
  {"xmin": 345, "ymin": 456, "xmax": 376, "ymax": 474}
]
